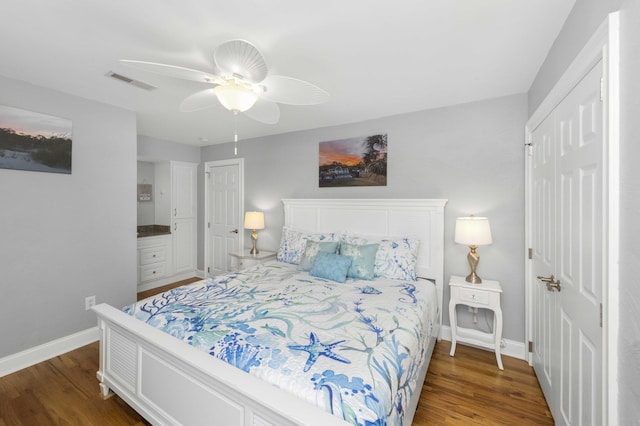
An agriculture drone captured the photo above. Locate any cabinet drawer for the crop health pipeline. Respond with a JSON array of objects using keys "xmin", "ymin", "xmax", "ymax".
[
  {"xmin": 140, "ymin": 246, "xmax": 165, "ymax": 265},
  {"xmin": 140, "ymin": 262, "xmax": 165, "ymax": 282},
  {"xmin": 458, "ymin": 288, "xmax": 490, "ymax": 306}
]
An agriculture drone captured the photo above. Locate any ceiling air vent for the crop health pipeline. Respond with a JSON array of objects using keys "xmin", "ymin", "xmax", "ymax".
[{"xmin": 105, "ymin": 71, "xmax": 156, "ymax": 91}]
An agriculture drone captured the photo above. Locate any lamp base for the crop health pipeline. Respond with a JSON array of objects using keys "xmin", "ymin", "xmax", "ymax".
[
  {"xmin": 465, "ymin": 245, "xmax": 482, "ymax": 284},
  {"xmin": 250, "ymin": 229, "xmax": 259, "ymax": 255},
  {"xmin": 465, "ymin": 271, "xmax": 482, "ymax": 284}
]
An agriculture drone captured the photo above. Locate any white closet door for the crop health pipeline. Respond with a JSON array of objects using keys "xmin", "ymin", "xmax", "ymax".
[{"xmin": 531, "ymin": 62, "xmax": 604, "ymax": 426}]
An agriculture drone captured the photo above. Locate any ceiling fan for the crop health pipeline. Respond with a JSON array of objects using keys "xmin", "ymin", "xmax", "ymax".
[{"xmin": 120, "ymin": 39, "xmax": 329, "ymax": 126}]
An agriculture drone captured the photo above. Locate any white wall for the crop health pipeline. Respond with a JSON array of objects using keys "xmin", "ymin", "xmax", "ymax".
[
  {"xmin": 529, "ymin": 0, "xmax": 640, "ymax": 421},
  {"xmin": 0, "ymin": 76, "xmax": 137, "ymax": 358},
  {"xmin": 202, "ymin": 94, "xmax": 528, "ymax": 343}
]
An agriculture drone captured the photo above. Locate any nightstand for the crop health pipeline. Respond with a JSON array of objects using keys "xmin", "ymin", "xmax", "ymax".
[
  {"xmin": 229, "ymin": 250, "xmax": 276, "ymax": 271},
  {"xmin": 448, "ymin": 275, "xmax": 504, "ymax": 370}
]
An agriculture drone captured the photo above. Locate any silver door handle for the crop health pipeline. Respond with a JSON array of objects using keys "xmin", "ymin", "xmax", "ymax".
[
  {"xmin": 229, "ymin": 229, "xmax": 239, "ymax": 234},
  {"xmin": 537, "ymin": 275, "xmax": 561, "ymax": 292}
]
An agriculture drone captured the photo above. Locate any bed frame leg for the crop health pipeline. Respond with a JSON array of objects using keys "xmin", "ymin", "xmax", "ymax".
[{"xmin": 99, "ymin": 382, "xmax": 114, "ymax": 400}]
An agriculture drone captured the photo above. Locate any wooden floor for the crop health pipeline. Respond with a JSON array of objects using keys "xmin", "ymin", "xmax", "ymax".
[{"xmin": 0, "ymin": 278, "xmax": 553, "ymax": 425}]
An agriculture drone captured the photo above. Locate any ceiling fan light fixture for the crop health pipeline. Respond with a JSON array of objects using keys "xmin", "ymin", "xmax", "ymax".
[{"xmin": 214, "ymin": 83, "xmax": 258, "ymax": 112}]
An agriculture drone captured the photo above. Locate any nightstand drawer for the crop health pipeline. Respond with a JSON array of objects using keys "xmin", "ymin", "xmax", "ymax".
[
  {"xmin": 229, "ymin": 250, "xmax": 276, "ymax": 271},
  {"xmin": 458, "ymin": 287, "xmax": 490, "ymax": 305},
  {"xmin": 140, "ymin": 246, "xmax": 165, "ymax": 265},
  {"xmin": 238, "ymin": 258, "xmax": 259, "ymax": 269}
]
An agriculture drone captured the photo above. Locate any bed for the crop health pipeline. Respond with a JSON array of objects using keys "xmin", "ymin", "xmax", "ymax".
[{"xmin": 93, "ymin": 198, "xmax": 447, "ymax": 425}]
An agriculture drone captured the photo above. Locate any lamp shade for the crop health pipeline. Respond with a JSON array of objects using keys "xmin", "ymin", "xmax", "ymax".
[
  {"xmin": 214, "ymin": 83, "xmax": 258, "ymax": 112},
  {"xmin": 244, "ymin": 211, "xmax": 265, "ymax": 230},
  {"xmin": 454, "ymin": 216, "xmax": 492, "ymax": 246}
]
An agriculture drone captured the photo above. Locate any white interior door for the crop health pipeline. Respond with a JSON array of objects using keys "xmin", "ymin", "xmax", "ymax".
[
  {"xmin": 205, "ymin": 159, "xmax": 243, "ymax": 276},
  {"xmin": 531, "ymin": 111, "xmax": 556, "ymax": 402},
  {"xmin": 530, "ymin": 63, "xmax": 604, "ymax": 426}
]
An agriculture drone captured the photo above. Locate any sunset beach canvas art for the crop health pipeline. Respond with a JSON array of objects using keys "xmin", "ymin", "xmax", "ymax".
[
  {"xmin": 319, "ymin": 134, "xmax": 387, "ymax": 187},
  {"xmin": 0, "ymin": 105, "xmax": 72, "ymax": 174}
]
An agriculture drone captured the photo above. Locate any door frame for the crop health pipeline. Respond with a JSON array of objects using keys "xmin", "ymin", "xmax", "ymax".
[
  {"xmin": 203, "ymin": 158, "xmax": 244, "ymax": 276},
  {"xmin": 524, "ymin": 12, "xmax": 619, "ymax": 425}
]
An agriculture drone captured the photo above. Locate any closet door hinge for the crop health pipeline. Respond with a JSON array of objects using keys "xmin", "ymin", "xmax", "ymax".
[
  {"xmin": 600, "ymin": 303, "xmax": 603, "ymax": 327},
  {"xmin": 528, "ymin": 248, "xmax": 533, "ymax": 260},
  {"xmin": 528, "ymin": 341, "xmax": 534, "ymax": 353},
  {"xmin": 524, "ymin": 139, "xmax": 533, "ymax": 157},
  {"xmin": 207, "ymin": 266, "xmax": 210, "ymax": 273}
]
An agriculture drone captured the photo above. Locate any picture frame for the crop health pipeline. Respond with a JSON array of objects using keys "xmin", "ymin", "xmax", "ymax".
[
  {"xmin": 0, "ymin": 104, "xmax": 72, "ymax": 174},
  {"xmin": 319, "ymin": 133, "xmax": 387, "ymax": 187}
]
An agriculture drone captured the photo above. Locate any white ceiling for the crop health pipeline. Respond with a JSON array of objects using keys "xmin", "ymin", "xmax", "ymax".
[{"xmin": 1, "ymin": 0, "xmax": 574, "ymax": 146}]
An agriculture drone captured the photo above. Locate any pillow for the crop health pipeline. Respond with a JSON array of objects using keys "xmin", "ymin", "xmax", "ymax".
[
  {"xmin": 340, "ymin": 242, "xmax": 379, "ymax": 280},
  {"xmin": 297, "ymin": 240, "xmax": 340, "ymax": 271},
  {"xmin": 374, "ymin": 237, "xmax": 420, "ymax": 281},
  {"xmin": 342, "ymin": 234, "xmax": 420, "ymax": 280},
  {"xmin": 309, "ymin": 252, "xmax": 352, "ymax": 283},
  {"xmin": 276, "ymin": 227, "xmax": 341, "ymax": 265}
]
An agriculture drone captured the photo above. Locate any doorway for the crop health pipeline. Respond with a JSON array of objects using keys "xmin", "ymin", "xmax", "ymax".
[
  {"xmin": 524, "ymin": 13, "xmax": 619, "ymax": 426},
  {"xmin": 204, "ymin": 158, "xmax": 244, "ymax": 276}
]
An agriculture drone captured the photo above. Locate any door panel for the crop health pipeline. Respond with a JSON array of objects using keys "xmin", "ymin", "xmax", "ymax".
[
  {"xmin": 207, "ymin": 162, "xmax": 241, "ymax": 276},
  {"xmin": 530, "ymin": 63, "xmax": 603, "ymax": 426},
  {"xmin": 531, "ymin": 112, "xmax": 556, "ymax": 400}
]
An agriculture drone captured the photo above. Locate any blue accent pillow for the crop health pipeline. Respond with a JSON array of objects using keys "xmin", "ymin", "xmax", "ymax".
[
  {"xmin": 309, "ymin": 252, "xmax": 352, "ymax": 283},
  {"xmin": 340, "ymin": 242, "xmax": 379, "ymax": 280},
  {"xmin": 297, "ymin": 240, "xmax": 340, "ymax": 272}
]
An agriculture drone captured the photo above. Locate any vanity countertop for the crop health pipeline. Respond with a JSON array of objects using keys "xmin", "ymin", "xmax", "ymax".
[{"xmin": 137, "ymin": 225, "xmax": 171, "ymax": 238}]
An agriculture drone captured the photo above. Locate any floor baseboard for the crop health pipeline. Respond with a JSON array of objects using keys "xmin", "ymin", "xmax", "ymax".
[
  {"xmin": 440, "ymin": 325, "xmax": 526, "ymax": 360},
  {"xmin": 0, "ymin": 327, "xmax": 99, "ymax": 377}
]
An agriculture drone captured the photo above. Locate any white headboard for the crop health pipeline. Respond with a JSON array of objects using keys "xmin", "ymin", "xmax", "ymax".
[{"xmin": 282, "ymin": 198, "xmax": 448, "ymax": 329}]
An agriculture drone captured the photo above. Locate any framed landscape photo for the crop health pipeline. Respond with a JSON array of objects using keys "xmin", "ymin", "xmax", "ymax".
[
  {"xmin": 0, "ymin": 105, "xmax": 72, "ymax": 174},
  {"xmin": 319, "ymin": 133, "xmax": 387, "ymax": 187}
]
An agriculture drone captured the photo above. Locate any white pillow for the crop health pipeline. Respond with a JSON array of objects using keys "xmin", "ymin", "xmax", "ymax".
[
  {"xmin": 276, "ymin": 227, "xmax": 342, "ymax": 265},
  {"xmin": 342, "ymin": 234, "xmax": 420, "ymax": 281}
]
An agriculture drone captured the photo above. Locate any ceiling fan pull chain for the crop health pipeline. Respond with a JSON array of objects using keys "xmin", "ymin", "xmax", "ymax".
[{"xmin": 234, "ymin": 111, "xmax": 239, "ymax": 155}]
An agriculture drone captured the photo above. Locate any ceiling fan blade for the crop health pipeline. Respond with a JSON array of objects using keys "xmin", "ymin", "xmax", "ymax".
[
  {"xmin": 214, "ymin": 39, "xmax": 268, "ymax": 84},
  {"xmin": 120, "ymin": 60, "xmax": 222, "ymax": 84},
  {"xmin": 179, "ymin": 88, "xmax": 219, "ymax": 112},
  {"xmin": 243, "ymin": 99, "xmax": 280, "ymax": 124},
  {"xmin": 260, "ymin": 75, "xmax": 329, "ymax": 105}
]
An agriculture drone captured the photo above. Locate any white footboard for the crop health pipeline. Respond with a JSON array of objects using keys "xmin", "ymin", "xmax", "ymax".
[{"xmin": 93, "ymin": 303, "xmax": 348, "ymax": 426}]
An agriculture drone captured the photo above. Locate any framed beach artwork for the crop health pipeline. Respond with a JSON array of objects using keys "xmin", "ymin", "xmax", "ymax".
[
  {"xmin": 319, "ymin": 133, "xmax": 387, "ymax": 187},
  {"xmin": 0, "ymin": 105, "xmax": 72, "ymax": 174}
]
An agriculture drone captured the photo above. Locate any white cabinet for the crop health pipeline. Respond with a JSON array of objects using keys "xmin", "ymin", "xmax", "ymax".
[
  {"xmin": 154, "ymin": 160, "xmax": 197, "ymax": 278},
  {"xmin": 173, "ymin": 218, "xmax": 196, "ymax": 274},
  {"xmin": 172, "ymin": 162, "xmax": 196, "ymax": 219},
  {"xmin": 137, "ymin": 235, "xmax": 172, "ymax": 285}
]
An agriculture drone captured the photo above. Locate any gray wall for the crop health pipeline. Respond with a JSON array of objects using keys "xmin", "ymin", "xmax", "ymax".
[
  {"xmin": 529, "ymin": 0, "xmax": 640, "ymax": 421},
  {"xmin": 138, "ymin": 134, "xmax": 201, "ymax": 163},
  {"xmin": 528, "ymin": 0, "xmax": 622, "ymax": 113},
  {"xmin": 0, "ymin": 75, "xmax": 137, "ymax": 358},
  {"xmin": 202, "ymin": 93, "xmax": 527, "ymax": 343},
  {"xmin": 617, "ymin": 1, "xmax": 640, "ymax": 422}
]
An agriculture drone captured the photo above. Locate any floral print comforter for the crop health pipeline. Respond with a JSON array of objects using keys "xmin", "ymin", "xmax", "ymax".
[{"xmin": 124, "ymin": 261, "xmax": 438, "ymax": 426}]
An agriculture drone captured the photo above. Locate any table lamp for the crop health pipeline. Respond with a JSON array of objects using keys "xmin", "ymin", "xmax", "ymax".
[
  {"xmin": 244, "ymin": 211, "xmax": 265, "ymax": 255},
  {"xmin": 454, "ymin": 216, "xmax": 492, "ymax": 284}
]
